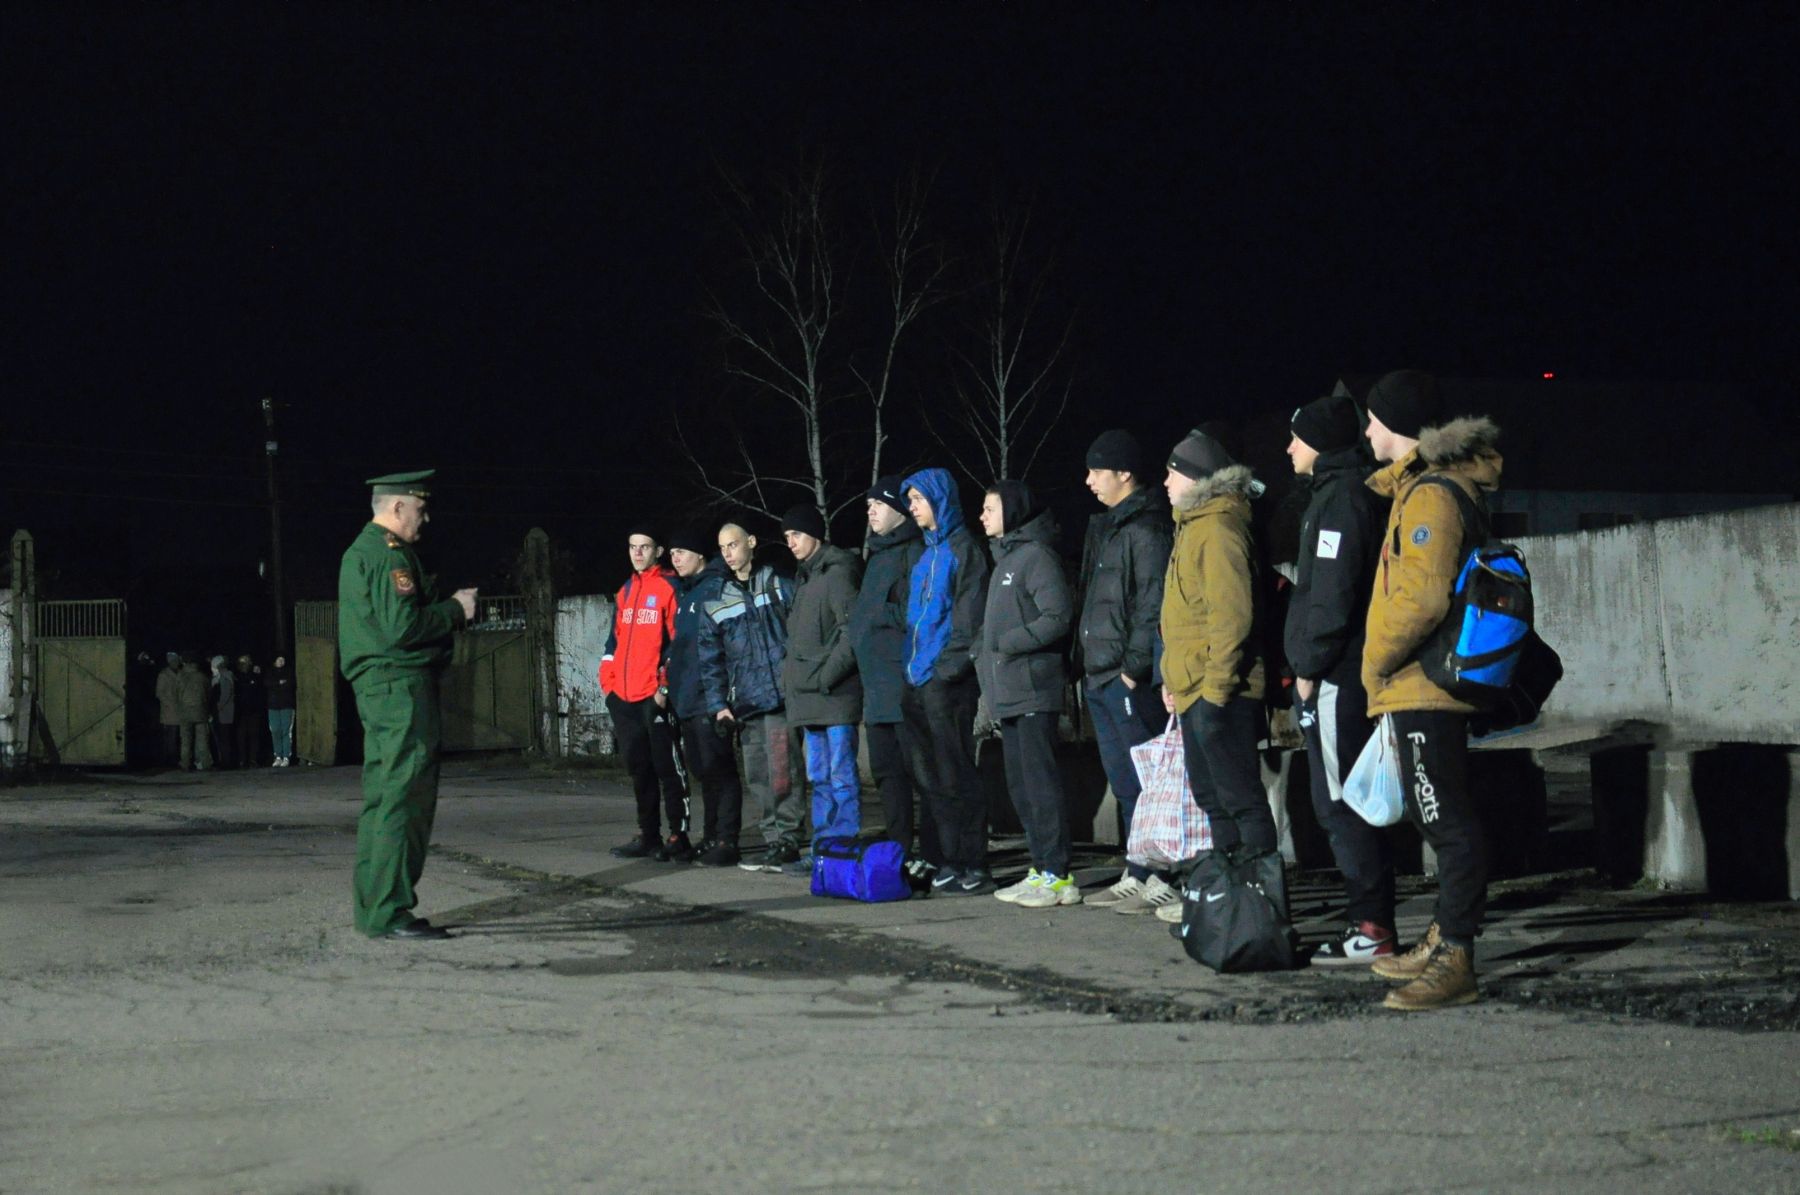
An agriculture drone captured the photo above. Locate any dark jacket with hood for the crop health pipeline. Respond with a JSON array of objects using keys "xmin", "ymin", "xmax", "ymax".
[
  {"xmin": 1284, "ymin": 445, "xmax": 1387, "ymax": 689},
  {"xmin": 974, "ymin": 499, "xmax": 1073, "ymax": 720},
  {"xmin": 782, "ymin": 542, "xmax": 864, "ymax": 727},
  {"xmin": 668, "ymin": 556, "xmax": 729, "ymax": 721},
  {"xmin": 697, "ymin": 562, "xmax": 794, "ymax": 719},
  {"xmin": 902, "ymin": 468, "xmax": 990, "ymax": 687},
  {"xmin": 1076, "ymin": 485, "xmax": 1172, "ymax": 686},
  {"xmin": 849, "ymin": 518, "xmax": 925, "ymax": 725}
]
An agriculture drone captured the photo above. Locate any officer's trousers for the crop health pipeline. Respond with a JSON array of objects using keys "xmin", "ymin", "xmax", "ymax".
[{"xmin": 352, "ymin": 671, "xmax": 442, "ymax": 935}]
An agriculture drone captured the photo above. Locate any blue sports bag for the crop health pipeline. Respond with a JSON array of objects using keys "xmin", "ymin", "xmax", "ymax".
[{"xmin": 810, "ymin": 837, "xmax": 912, "ymax": 903}]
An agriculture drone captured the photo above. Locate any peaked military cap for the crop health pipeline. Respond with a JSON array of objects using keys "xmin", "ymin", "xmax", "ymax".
[{"xmin": 366, "ymin": 470, "xmax": 435, "ymax": 498}]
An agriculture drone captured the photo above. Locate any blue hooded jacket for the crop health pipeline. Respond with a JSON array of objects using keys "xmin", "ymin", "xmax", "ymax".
[
  {"xmin": 902, "ymin": 468, "xmax": 991, "ymax": 686},
  {"xmin": 667, "ymin": 556, "xmax": 729, "ymax": 721}
]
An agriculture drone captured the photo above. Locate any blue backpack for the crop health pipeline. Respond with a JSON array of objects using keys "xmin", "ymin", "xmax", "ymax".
[{"xmin": 1414, "ymin": 476, "xmax": 1555, "ymax": 719}]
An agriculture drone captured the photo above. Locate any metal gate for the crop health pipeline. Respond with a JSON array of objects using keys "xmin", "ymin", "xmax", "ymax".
[
  {"xmin": 34, "ymin": 599, "xmax": 126, "ymax": 766},
  {"xmin": 441, "ymin": 595, "xmax": 534, "ymax": 752},
  {"xmin": 294, "ymin": 601, "xmax": 340, "ymax": 765}
]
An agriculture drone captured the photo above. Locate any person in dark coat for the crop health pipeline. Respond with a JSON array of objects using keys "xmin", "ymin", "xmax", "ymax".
[
  {"xmin": 1283, "ymin": 393, "xmax": 1399, "ymax": 966},
  {"xmin": 233, "ymin": 655, "xmax": 265, "ymax": 768},
  {"xmin": 666, "ymin": 527, "xmax": 742, "ymax": 865},
  {"xmin": 849, "ymin": 476, "xmax": 933, "ymax": 862},
  {"xmin": 265, "ymin": 655, "xmax": 296, "ymax": 765},
  {"xmin": 781, "ymin": 505, "xmax": 865, "ymax": 864},
  {"xmin": 1075, "ymin": 429, "xmax": 1179, "ymax": 915},
  {"xmin": 974, "ymin": 482, "xmax": 1079, "ymax": 909},
  {"xmin": 155, "ymin": 652, "xmax": 183, "ymax": 765}
]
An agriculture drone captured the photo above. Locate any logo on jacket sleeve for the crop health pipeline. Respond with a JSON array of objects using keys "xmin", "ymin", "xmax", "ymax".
[
  {"xmin": 1001, "ymin": 572, "xmax": 1015, "ymax": 586},
  {"xmin": 391, "ymin": 569, "xmax": 416, "ymax": 595},
  {"xmin": 1316, "ymin": 530, "xmax": 1341, "ymax": 559},
  {"xmin": 1411, "ymin": 526, "xmax": 1432, "ymax": 546},
  {"xmin": 645, "ymin": 595, "xmax": 658, "ymax": 608}
]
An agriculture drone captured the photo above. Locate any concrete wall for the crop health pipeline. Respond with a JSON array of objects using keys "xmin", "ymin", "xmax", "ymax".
[
  {"xmin": 555, "ymin": 594, "xmax": 616, "ymax": 758},
  {"xmin": 1523, "ymin": 501, "xmax": 1800, "ymax": 745}
]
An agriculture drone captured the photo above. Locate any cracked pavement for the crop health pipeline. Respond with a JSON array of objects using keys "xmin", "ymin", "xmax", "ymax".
[{"xmin": 2, "ymin": 760, "xmax": 1797, "ymax": 1194}]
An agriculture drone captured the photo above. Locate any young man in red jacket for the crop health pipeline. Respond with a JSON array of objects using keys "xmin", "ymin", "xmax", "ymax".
[{"xmin": 600, "ymin": 526, "xmax": 691, "ymax": 860}]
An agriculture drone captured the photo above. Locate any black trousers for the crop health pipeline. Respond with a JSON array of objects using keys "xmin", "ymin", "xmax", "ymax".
[
  {"xmin": 1178, "ymin": 695, "xmax": 1275, "ymax": 854},
  {"xmin": 235, "ymin": 714, "xmax": 263, "ymax": 768},
  {"xmin": 1001, "ymin": 712, "xmax": 1071, "ymax": 878},
  {"xmin": 677, "ymin": 713, "xmax": 740, "ymax": 844},
  {"xmin": 607, "ymin": 694, "xmax": 689, "ymax": 840},
  {"xmin": 867, "ymin": 720, "xmax": 941, "ymax": 861},
  {"xmin": 162, "ymin": 725, "xmax": 180, "ymax": 765},
  {"xmin": 901, "ymin": 674, "xmax": 987, "ymax": 872},
  {"xmin": 1300, "ymin": 680, "xmax": 1396, "ymax": 929},
  {"xmin": 1390, "ymin": 709, "xmax": 1484, "ymax": 945}
]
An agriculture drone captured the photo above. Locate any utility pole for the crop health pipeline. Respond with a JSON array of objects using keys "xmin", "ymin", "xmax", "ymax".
[{"xmin": 262, "ymin": 398, "xmax": 289, "ymax": 657}]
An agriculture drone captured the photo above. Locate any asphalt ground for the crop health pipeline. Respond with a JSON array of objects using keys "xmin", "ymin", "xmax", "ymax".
[{"xmin": 2, "ymin": 758, "xmax": 1797, "ymax": 1194}]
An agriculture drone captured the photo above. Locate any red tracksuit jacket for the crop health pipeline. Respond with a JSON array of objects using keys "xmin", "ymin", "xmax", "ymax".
[{"xmin": 599, "ymin": 565, "xmax": 677, "ymax": 703}]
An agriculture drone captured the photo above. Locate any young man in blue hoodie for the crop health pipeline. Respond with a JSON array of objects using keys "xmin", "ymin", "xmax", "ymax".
[{"xmin": 900, "ymin": 468, "xmax": 993, "ymax": 895}]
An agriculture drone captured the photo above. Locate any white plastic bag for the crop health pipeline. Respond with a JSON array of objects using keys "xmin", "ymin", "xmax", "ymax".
[{"xmin": 1343, "ymin": 713, "xmax": 1405, "ymax": 827}]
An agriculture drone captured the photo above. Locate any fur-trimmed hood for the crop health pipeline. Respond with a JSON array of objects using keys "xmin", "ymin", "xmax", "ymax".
[
  {"xmin": 1174, "ymin": 463, "xmax": 1258, "ymax": 513},
  {"xmin": 1418, "ymin": 416, "xmax": 1501, "ymax": 468},
  {"xmin": 1370, "ymin": 415, "xmax": 1503, "ymax": 498}
]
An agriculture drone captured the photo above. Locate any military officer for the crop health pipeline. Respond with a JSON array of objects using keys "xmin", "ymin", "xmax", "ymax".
[{"xmin": 338, "ymin": 470, "xmax": 477, "ymax": 940}]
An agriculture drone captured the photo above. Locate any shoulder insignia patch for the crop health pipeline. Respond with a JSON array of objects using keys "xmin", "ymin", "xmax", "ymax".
[
  {"xmin": 1410, "ymin": 525, "xmax": 1432, "ymax": 546},
  {"xmin": 1316, "ymin": 530, "xmax": 1341, "ymax": 559},
  {"xmin": 384, "ymin": 532, "xmax": 402, "ymax": 549},
  {"xmin": 391, "ymin": 568, "xmax": 417, "ymax": 595}
]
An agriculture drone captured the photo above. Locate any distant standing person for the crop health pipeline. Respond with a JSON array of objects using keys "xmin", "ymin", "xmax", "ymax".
[
  {"xmin": 599, "ymin": 526, "xmax": 690, "ymax": 861},
  {"xmin": 174, "ymin": 656, "xmax": 212, "ymax": 771},
  {"xmin": 234, "ymin": 655, "xmax": 264, "ymax": 768},
  {"xmin": 338, "ymin": 470, "xmax": 476, "ymax": 941},
  {"xmin": 155, "ymin": 652, "xmax": 183, "ymax": 765},
  {"xmin": 664, "ymin": 527, "xmax": 742, "ymax": 866},
  {"xmin": 209, "ymin": 656, "xmax": 237, "ymax": 768},
  {"xmin": 266, "ymin": 655, "xmax": 297, "ymax": 766}
]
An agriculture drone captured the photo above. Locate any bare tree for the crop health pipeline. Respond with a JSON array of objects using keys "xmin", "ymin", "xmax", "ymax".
[{"xmin": 930, "ymin": 203, "xmax": 1073, "ymax": 485}]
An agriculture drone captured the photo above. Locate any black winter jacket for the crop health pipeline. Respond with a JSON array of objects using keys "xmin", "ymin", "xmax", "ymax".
[
  {"xmin": 1283, "ymin": 446, "xmax": 1387, "ymax": 688},
  {"xmin": 697, "ymin": 564, "xmax": 794, "ymax": 719},
  {"xmin": 782, "ymin": 543, "xmax": 864, "ymax": 727},
  {"xmin": 1076, "ymin": 486, "xmax": 1172, "ymax": 685},
  {"xmin": 974, "ymin": 511, "xmax": 1073, "ymax": 719},
  {"xmin": 849, "ymin": 520, "xmax": 924, "ymax": 725},
  {"xmin": 668, "ymin": 557, "xmax": 730, "ymax": 721}
]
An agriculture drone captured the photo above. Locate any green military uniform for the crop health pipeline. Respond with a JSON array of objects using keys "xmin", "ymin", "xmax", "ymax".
[{"xmin": 338, "ymin": 470, "xmax": 466, "ymax": 936}]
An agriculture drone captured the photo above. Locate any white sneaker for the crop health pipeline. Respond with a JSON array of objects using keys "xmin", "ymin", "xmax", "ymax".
[
  {"xmin": 1014, "ymin": 873, "xmax": 1082, "ymax": 909},
  {"xmin": 1114, "ymin": 874, "xmax": 1181, "ymax": 915},
  {"xmin": 995, "ymin": 870, "xmax": 1044, "ymax": 903},
  {"xmin": 1154, "ymin": 898, "xmax": 1185, "ymax": 924},
  {"xmin": 1084, "ymin": 872, "xmax": 1144, "ymax": 908}
]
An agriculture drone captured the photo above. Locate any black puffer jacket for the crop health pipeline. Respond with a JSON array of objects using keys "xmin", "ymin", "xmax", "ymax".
[
  {"xmin": 849, "ymin": 520, "xmax": 924, "ymax": 725},
  {"xmin": 1076, "ymin": 486, "xmax": 1172, "ymax": 685},
  {"xmin": 782, "ymin": 543, "xmax": 864, "ymax": 727},
  {"xmin": 1284, "ymin": 445, "xmax": 1386, "ymax": 688},
  {"xmin": 973, "ymin": 510, "xmax": 1073, "ymax": 719}
]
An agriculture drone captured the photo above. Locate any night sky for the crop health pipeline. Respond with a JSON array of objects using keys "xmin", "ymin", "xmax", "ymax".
[{"xmin": 6, "ymin": 3, "xmax": 1797, "ymax": 653}]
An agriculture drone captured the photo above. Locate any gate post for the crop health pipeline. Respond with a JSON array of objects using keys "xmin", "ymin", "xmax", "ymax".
[{"xmin": 6, "ymin": 531, "xmax": 34, "ymax": 770}]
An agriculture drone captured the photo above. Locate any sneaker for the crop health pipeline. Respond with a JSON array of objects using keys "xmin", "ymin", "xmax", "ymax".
[
  {"xmin": 1113, "ymin": 875, "xmax": 1180, "ymax": 916},
  {"xmin": 994, "ymin": 869, "xmax": 1044, "ymax": 903},
  {"xmin": 1154, "ymin": 898, "xmax": 1184, "ymax": 924},
  {"xmin": 951, "ymin": 868, "xmax": 996, "ymax": 896},
  {"xmin": 739, "ymin": 840, "xmax": 802, "ymax": 873},
  {"xmin": 610, "ymin": 834, "xmax": 667, "ymax": 861},
  {"xmin": 1371, "ymin": 922, "xmax": 1440, "ymax": 981},
  {"xmin": 1085, "ymin": 872, "xmax": 1144, "ymax": 908},
  {"xmin": 1382, "ymin": 943, "xmax": 1478, "ymax": 1011},
  {"xmin": 929, "ymin": 866, "xmax": 962, "ymax": 893},
  {"xmin": 664, "ymin": 833, "xmax": 695, "ymax": 864},
  {"xmin": 1014, "ymin": 873, "xmax": 1082, "ymax": 909},
  {"xmin": 780, "ymin": 855, "xmax": 814, "ymax": 878},
  {"xmin": 1311, "ymin": 921, "xmax": 1398, "ymax": 968},
  {"xmin": 694, "ymin": 840, "xmax": 741, "ymax": 867}
]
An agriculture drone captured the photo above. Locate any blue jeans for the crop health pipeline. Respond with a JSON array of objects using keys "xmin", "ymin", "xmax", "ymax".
[
  {"xmin": 268, "ymin": 708, "xmax": 295, "ymax": 758},
  {"xmin": 805, "ymin": 725, "xmax": 861, "ymax": 845},
  {"xmin": 1086, "ymin": 675, "xmax": 1164, "ymax": 879}
]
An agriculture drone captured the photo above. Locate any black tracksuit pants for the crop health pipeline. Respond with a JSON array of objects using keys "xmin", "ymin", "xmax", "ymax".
[
  {"xmin": 607, "ymin": 694, "xmax": 688, "ymax": 841},
  {"xmin": 1178, "ymin": 695, "xmax": 1275, "ymax": 854},
  {"xmin": 1001, "ymin": 712, "xmax": 1070, "ymax": 878},
  {"xmin": 867, "ymin": 720, "xmax": 941, "ymax": 862},
  {"xmin": 901, "ymin": 674, "xmax": 987, "ymax": 872},
  {"xmin": 678, "ymin": 713, "xmax": 740, "ymax": 845},
  {"xmin": 1389, "ymin": 709, "xmax": 1484, "ymax": 946},
  {"xmin": 1300, "ymin": 679, "xmax": 1396, "ymax": 930}
]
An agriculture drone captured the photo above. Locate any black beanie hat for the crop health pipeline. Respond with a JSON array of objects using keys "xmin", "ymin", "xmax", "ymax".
[
  {"xmin": 625, "ymin": 522, "xmax": 660, "ymax": 545},
  {"xmin": 988, "ymin": 480, "xmax": 1039, "ymax": 534},
  {"xmin": 1167, "ymin": 428, "xmax": 1235, "ymax": 480},
  {"xmin": 1290, "ymin": 394, "xmax": 1365, "ymax": 454},
  {"xmin": 666, "ymin": 525, "xmax": 711, "ymax": 556},
  {"xmin": 780, "ymin": 504, "xmax": 828, "ymax": 543},
  {"xmin": 1085, "ymin": 429, "xmax": 1143, "ymax": 476},
  {"xmin": 1365, "ymin": 370, "xmax": 1442, "ymax": 440},
  {"xmin": 867, "ymin": 474, "xmax": 908, "ymax": 516}
]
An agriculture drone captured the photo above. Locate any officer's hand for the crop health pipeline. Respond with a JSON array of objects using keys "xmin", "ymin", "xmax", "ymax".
[
  {"xmin": 453, "ymin": 588, "xmax": 478, "ymax": 621},
  {"xmin": 1161, "ymin": 686, "xmax": 1176, "ymax": 714},
  {"xmin": 715, "ymin": 708, "xmax": 735, "ymax": 723}
]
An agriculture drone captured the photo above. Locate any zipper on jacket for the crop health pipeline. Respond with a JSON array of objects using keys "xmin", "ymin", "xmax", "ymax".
[{"xmin": 909, "ymin": 550, "xmax": 941, "ymax": 676}]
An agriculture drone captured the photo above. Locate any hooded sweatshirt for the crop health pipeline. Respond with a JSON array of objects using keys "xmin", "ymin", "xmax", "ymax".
[{"xmin": 902, "ymin": 468, "xmax": 990, "ymax": 686}]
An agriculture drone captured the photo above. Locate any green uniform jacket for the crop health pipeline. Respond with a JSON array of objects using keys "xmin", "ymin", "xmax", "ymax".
[
  {"xmin": 1160, "ymin": 464, "xmax": 1266, "ymax": 714},
  {"xmin": 337, "ymin": 522, "xmax": 465, "ymax": 684}
]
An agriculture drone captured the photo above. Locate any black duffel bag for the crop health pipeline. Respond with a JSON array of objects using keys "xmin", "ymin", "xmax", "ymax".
[{"xmin": 1177, "ymin": 847, "xmax": 1300, "ymax": 973}]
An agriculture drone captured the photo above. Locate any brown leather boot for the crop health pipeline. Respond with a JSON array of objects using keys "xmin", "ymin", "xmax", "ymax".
[
  {"xmin": 1382, "ymin": 943, "xmax": 1478, "ymax": 1011},
  {"xmin": 1370, "ymin": 921, "xmax": 1441, "ymax": 981}
]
